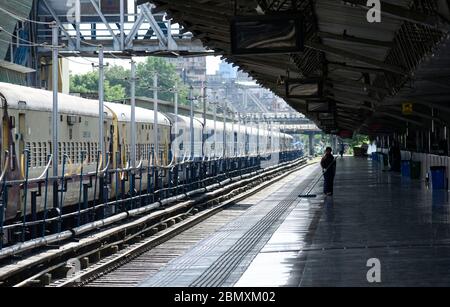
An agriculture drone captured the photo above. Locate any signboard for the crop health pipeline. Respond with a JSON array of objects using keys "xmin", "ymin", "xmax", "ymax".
[
  {"xmin": 231, "ymin": 14, "xmax": 304, "ymax": 55},
  {"xmin": 307, "ymin": 100, "xmax": 331, "ymax": 113},
  {"xmin": 402, "ymin": 102, "xmax": 413, "ymax": 115},
  {"xmin": 285, "ymin": 78, "xmax": 322, "ymax": 99}
]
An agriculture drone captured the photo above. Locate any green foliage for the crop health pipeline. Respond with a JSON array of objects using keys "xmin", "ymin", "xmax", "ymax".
[
  {"xmin": 348, "ymin": 134, "xmax": 369, "ymax": 148},
  {"xmin": 135, "ymin": 57, "xmax": 189, "ymax": 105},
  {"xmin": 104, "ymin": 65, "xmax": 130, "ymax": 97},
  {"xmin": 70, "ymin": 70, "xmax": 126, "ymax": 102},
  {"xmin": 70, "ymin": 57, "xmax": 189, "ymax": 105},
  {"xmin": 346, "ymin": 134, "xmax": 369, "ymax": 155}
]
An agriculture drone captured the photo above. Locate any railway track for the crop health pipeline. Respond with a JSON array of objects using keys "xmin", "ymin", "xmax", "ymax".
[{"xmin": 0, "ymin": 157, "xmax": 313, "ymax": 287}]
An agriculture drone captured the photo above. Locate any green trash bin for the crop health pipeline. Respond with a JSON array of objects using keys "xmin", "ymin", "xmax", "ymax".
[{"xmin": 410, "ymin": 161, "xmax": 421, "ymax": 179}]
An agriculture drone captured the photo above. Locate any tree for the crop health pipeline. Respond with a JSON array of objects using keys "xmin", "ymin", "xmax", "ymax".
[
  {"xmin": 70, "ymin": 70, "xmax": 126, "ymax": 102},
  {"xmin": 135, "ymin": 57, "xmax": 189, "ymax": 105},
  {"xmin": 71, "ymin": 57, "xmax": 190, "ymax": 105},
  {"xmin": 104, "ymin": 65, "xmax": 130, "ymax": 97}
]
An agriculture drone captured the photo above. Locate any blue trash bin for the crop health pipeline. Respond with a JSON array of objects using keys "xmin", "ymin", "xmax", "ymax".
[
  {"xmin": 401, "ymin": 161, "xmax": 410, "ymax": 178},
  {"xmin": 430, "ymin": 166, "xmax": 447, "ymax": 190}
]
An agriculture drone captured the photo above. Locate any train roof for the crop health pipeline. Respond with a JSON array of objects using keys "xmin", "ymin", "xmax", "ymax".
[
  {"xmin": 165, "ymin": 113, "xmax": 203, "ymax": 129},
  {"xmin": 203, "ymin": 117, "xmax": 293, "ymax": 139},
  {"xmin": 0, "ymin": 82, "xmax": 113, "ymax": 118},
  {"xmin": 0, "ymin": 82, "xmax": 170, "ymax": 126},
  {"xmin": 104, "ymin": 102, "xmax": 170, "ymax": 126}
]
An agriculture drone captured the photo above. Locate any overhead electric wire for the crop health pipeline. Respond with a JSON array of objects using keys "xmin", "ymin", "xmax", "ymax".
[
  {"xmin": 0, "ymin": 6, "xmax": 53, "ymax": 25},
  {"xmin": 0, "ymin": 27, "xmax": 64, "ymax": 48}
]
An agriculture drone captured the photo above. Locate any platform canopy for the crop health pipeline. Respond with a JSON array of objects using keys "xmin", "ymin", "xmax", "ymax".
[{"xmin": 138, "ymin": 0, "xmax": 450, "ymax": 137}]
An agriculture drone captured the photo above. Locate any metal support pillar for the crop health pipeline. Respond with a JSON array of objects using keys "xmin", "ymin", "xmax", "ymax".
[
  {"xmin": 256, "ymin": 115, "xmax": 260, "ymax": 155},
  {"xmin": 237, "ymin": 113, "xmax": 241, "ymax": 156},
  {"xmin": 212, "ymin": 92, "xmax": 217, "ymax": 158},
  {"xmin": 223, "ymin": 100, "xmax": 227, "ymax": 158},
  {"xmin": 120, "ymin": 0, "xmax": 125, "ymax": 50},
  {"xmin": 98, "ymin": 46, "xmax": 105, "ymax": 162},
  {"xmin": 51, "ymin": 23, "xmax": 59, "ymax": 176},
  {"xmin": 130, "ymin": 60, "xmax": 137, "ymax": 167},
  {"xmin": 173, "ymin": 81, "xmax": 179, "ymax": 160},
  {"xmin": 153, "ymin": 73, "xmax": 159, "ymax": 164},
  {"xmin": 189, "ymin": 86, "xmax": 195, "ymax": 160},
  {"xmin": 202, "ymin": 83, "xmax": 207, "ymax": 158}
]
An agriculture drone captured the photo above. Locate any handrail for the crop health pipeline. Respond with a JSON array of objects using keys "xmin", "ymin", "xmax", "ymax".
[
  {"xmin": 1, "ymin": 149, "xmax": 303, "ymax": 186},
  {"xmin": 35, "ymin": 155, "xmax": 53, "ymax": 181}
]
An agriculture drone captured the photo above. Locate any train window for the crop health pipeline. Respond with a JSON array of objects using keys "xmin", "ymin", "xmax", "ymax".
[
  {"xmin": 43, "ymin": 143, "xmax": 47, "ymax": 166},
  {"xmin": 48, "ymin": 142, "xmax": 52, "ymax": 161},
  {"xmin": 58, "ymin": 142, "xmax": 62, "ymax": 165},
  {"xmin": 67, "ymin": 115, "xmax": 77, "ymax": 126},
  {"xmin": 60, "ymin": 115, "xmax": 64, "ymax": 122},
  {"xmin": 87, "ymin": 142, "xmax": 91, "ymax": 163},
  {"xmin": 76, "ymin": 142, "xmax": 80, "ymax": 163},
  {"xmin": 79, "ymin": 117, "xmax": 82, "ymax": 123},
  {"xmin": 32, "ymin": 142, "xmax": 37, "ymax": 167},
  {"xmin": 38, "ymin": 142, "xmax": 42, "ymax": 167}
]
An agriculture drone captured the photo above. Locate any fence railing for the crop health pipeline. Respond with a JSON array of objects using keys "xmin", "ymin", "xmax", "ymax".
[{"xmin": 0, "ymin": 149, "xmax": 303, "ymax": 252}]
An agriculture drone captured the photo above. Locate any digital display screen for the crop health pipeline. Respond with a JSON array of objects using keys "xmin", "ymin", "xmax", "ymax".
[
  {"xmin": 307, "ymin": 101, "xmax": 330, "ymax": 113},
  {"xmin": 286, "ymin": 82, "xmax": 319, "ymax": 98},
  {"xmin": 231, "ymin": 15, "xmax": 303, "ymax": 55}
]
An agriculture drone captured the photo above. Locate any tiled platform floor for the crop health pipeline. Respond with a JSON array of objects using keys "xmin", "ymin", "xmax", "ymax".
[{"xmin": 141, "ymin": 157, "xmax": 450, "ymax": 287}]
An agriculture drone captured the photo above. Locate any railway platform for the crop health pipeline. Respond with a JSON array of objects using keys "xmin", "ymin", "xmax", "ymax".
[{"xmin": 135, "ymin": 157, "xmax": 450, "ymax": 287}]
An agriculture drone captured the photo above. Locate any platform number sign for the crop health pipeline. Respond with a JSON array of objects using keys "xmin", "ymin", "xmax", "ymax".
[{"xmin": 402, "ymin": 103, "xmax": 413, "ymax": 115}]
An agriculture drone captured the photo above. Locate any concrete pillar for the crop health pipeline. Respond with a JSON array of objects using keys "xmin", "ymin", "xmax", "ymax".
[
  {"xmin": 309, "ymin": 134, "xmax": 315, "ymax": 156},
  {"xmin": 332, "ymin": 135, "xmax": 337, "ymax": 153}
]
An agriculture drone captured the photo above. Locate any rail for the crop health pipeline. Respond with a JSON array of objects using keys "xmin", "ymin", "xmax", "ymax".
[{"xmin": 0, "ymin": 149, "xmax": 304, "ymax": 253}]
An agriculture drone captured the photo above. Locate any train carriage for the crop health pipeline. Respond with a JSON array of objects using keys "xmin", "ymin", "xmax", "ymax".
[
  {"xmin": 0, "ymin": 82, "xmax": 296, "ymax": 224},
  {"xmin": 0, "ymin": 82, "xmax": 171, "ymax": 221}
]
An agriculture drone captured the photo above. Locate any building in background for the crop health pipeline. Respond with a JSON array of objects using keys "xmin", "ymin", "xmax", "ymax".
[
  {"xmin": 167, "ymin": 57, "xmax": 207, "ymax": 86},
  {"xmin": 218, "ymin": 61, "xmax": 237, "ymax": 79},
  {"xmin": 207, "ymin": 60, "xmax": 292, "ymax": 114},
  {"xmin": 0, "ymin": 0, "xmax": 35, "ymax": 86}
]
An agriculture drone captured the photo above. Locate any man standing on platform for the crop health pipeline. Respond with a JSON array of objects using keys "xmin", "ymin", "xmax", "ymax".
[{"xmin": 321, "ymin": 147, "xmax": 336, "ymax": 196}]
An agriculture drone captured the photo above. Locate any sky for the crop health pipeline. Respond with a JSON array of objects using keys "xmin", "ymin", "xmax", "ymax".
[{"xmin": 68, "ymin": 55, "xmax": 222, "ymax": 76}]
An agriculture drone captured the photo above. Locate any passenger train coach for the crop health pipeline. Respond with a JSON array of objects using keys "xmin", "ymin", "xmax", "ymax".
[{"xmin": 0, "ymin": 82, "xmax": 294, "ymax": 222}]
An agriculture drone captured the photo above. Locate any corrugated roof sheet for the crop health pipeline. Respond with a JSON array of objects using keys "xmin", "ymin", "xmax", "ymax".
[{"xmin": 0, "ymin": 0, "xmax": 33, "ymax": 60}]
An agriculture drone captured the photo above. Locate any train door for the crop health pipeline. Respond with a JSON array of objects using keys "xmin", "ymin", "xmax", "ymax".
[{"xmin": 1, "ymin": 97, "xmax": 22, "ymax": 220}]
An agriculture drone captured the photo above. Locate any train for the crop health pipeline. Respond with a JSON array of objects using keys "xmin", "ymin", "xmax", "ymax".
[{"xmin": 0, "ymin": 82, "xmax": 295, "ymax": 222}]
